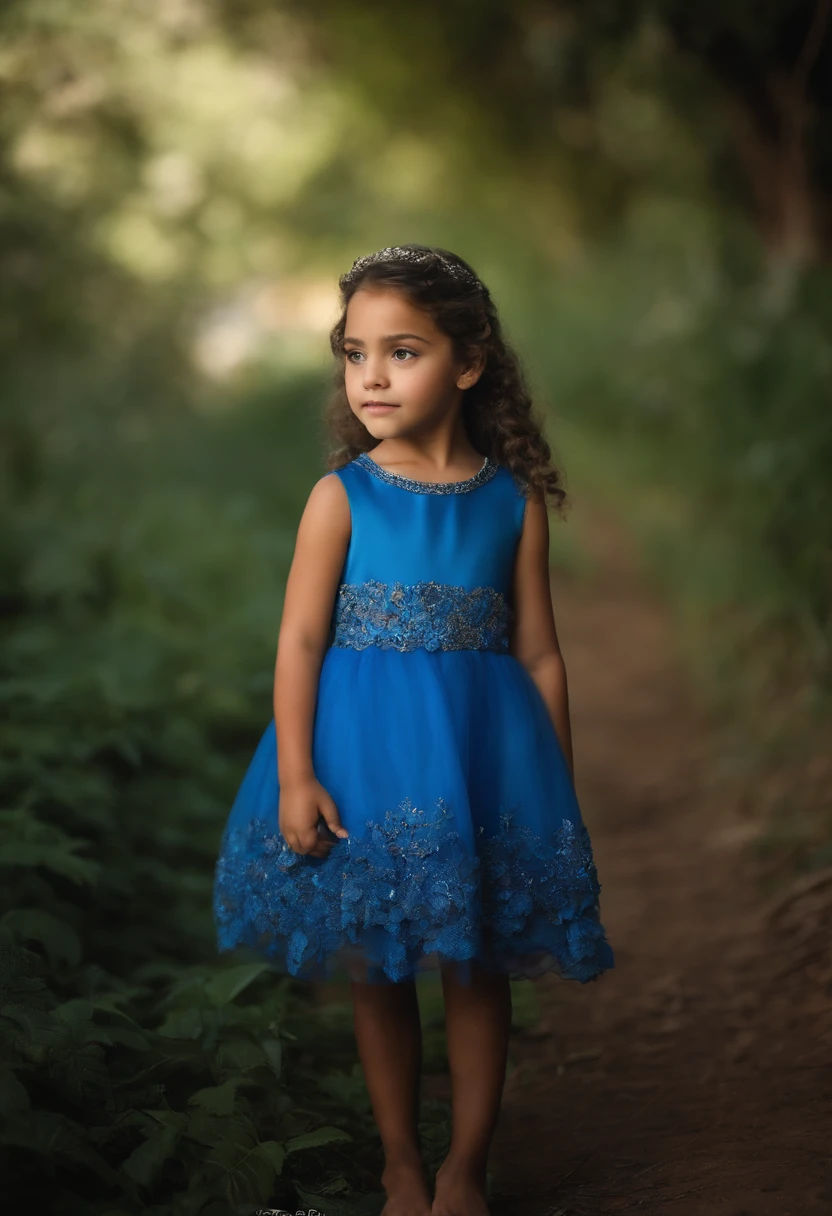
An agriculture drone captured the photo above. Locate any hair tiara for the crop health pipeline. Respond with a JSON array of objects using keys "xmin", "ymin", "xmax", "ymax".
[{"xmin": 340, "ymin": 245, "xmax": 482, "ymax": 292}]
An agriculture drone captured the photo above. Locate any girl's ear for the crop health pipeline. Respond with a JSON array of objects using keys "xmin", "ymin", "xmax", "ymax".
[{"xmin": 457, "ymin": 351, "xmax": 486, "ymax": 390}]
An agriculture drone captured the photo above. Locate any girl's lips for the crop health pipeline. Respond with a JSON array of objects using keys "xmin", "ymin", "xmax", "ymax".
[{"xmin": 363, "ymin": 403, "xmax": 400, "ymax": 411}]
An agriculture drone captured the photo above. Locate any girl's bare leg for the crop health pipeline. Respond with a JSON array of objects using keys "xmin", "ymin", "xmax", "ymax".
[
  {"xmin": 431, "ymin": 961, "xmax": 512, "ymax": 1216},
  {"xmin": 351, "ymin": 977, "xmax": 432, "ymax": 1216}
]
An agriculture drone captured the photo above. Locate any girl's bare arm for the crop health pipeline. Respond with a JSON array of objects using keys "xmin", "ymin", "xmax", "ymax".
[
  {"xmin": 508, "ymin": 493, "xmax": 575, "ymax": 778},
  {"xmin": 273, "ymin": 472, "xmax": 351, "ymax": 854}
]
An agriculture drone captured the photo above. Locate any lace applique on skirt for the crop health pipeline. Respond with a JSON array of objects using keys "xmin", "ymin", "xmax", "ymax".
[{"xmin": 214, "ymin": 796, "xmax": 612, "ymax": 985}]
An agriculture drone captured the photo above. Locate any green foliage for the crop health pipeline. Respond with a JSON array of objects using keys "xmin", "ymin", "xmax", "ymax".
[
  {"xmin": 0, "ymin": 381, "xmax": 408, "ymax": 1214},
  {"xmin": 515, "ymin": 213, "xmax": 832, "ymax": 873},
  {"xmin": 526, "ymin": 216, "xmax": 832, "ymax": 688}
]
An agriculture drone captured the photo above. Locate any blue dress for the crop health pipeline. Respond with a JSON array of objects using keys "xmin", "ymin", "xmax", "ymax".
[{"xmin": 213, "ymin": 451, "xmax": 615, "ymax": 986}]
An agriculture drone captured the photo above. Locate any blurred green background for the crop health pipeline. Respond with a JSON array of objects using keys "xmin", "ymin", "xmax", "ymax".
[{"xmin": 2, "ymin": 3, "xmax": 831, "ymax": 1212}]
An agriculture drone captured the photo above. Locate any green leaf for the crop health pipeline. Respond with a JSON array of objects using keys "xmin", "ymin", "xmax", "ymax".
[
  {"xmin": 296, "ymin": 1183, "xmax": 385, "ymax": 1215},
  {"xmin": 1, "ymin": 910, "xmax": 82, "ymax": 968},
  {"xmin": 285, "ymin": 1126, "xmax": 353, "ymax": 1153},
  {"xmin": 90, "ymin": 988, "xmax": 148, "ymax": 1014},
  {"xmin": 80, "ymin": 1007, "xmax": 152, "ymax": 1051},
  {"xmin": 49, "ymin": 1035, "xmax": 113, "ymax": 1108},
  {"xmin": 188, "ymin": 1078, "xmax": 239, "ymax": 1116},
  {"xmin": 316, "ymin": 1072, "xmax": 371, "ymax": 1113},
  {"xmin": 9, "ymin": 1005, "xmax": 112, "ymax": 1106},
  {"xmin": 121, "ymin": 1114, "xmax": 186, "ymax": 1188},
  {"xmin": 156, "ymin": 1005, "xmax": 209, "ymax": 1039},
  {"xmin": 261, "ymin": 1036, "xmax": 282, "ymax": 1078},
  {"xmin": 255, "ymin": 1139, "xmax": 285, "ymax": 1175},
  {"xmin": 0, "ymin": 811, "xmax": 100, "ymax": 886},
  {"xmin": 2, "ymin": 1007, "xmax": 76, "ymax": 1065},
  {"xmin": 92, "ymin": 1024, "xmax": 152, "ymax": 1051},
  {"xmin": 225, "ymin": 1148, "xmax": 277, "ymax": 1207},
  {"xmin": 0, "ymin": 1066, "xmax": 31, "ymax": 1114},
  {"xmin": 53, "ymin": 998, "xmax": 94, "ymax": 1025},
  {"xmin": 217, "ymin": 1036, "xmax": 270, "ymax": 1073},
  {"xmin": 202, "ymin": 1113, "xmax": 259, "ymax": 1170},
  {"xmin": 91, "ymin": 1006, "xmax": 152, "ymax": 1055},
  {"xmin": 203, "ymin": 1114, "xmax": 277, "ymax": 1206},
  {"xmin": 2, "ymin": 1109, "xmax": 123, "ymax": 1186},
  {"xmin": 205, "ymin": 962, "xmax": 272, "ymax": 1007},
  {"xmin": 176, "ymin": 1106, "xmax": 229, "ymax": 1149}
]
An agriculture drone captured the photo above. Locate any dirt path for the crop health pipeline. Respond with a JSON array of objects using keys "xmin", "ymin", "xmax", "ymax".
[{"xmin": 484, "ymin": 513, "xmax": 832, "ymax": 1215}]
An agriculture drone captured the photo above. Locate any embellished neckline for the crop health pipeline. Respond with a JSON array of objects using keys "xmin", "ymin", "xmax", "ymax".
[{"xmin": 355, "ymin": 451, "xmax": 498, "ymax": 494}]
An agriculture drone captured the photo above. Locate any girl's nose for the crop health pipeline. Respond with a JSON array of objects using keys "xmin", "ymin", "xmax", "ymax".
[{"xmin": 362, "ymin": 360, "xmax": 388, "ymax": 388}]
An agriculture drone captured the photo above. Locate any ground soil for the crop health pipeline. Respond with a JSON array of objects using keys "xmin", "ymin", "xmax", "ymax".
[{"xmin": 475, "ymin": 513, "xmax": 832, "ymax": 1215}]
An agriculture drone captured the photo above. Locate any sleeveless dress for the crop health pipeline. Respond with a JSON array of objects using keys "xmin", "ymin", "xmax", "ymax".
[{"xmin": 213, "ymin": 451, "xmax": 615, "ymax": 986}]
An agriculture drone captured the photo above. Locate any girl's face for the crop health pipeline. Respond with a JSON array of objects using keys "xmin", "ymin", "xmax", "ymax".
[{"xmin": 342, "ymin": 287, "xmax": 479, "ymax": 439}]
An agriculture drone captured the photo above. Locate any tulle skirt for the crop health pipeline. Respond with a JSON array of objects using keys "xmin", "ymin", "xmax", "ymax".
[{"xmin": 213, "ymin": 646, "xmax": 615, "ymax": 986}]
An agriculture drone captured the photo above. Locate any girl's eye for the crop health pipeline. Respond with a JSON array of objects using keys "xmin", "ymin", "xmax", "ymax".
[{"xmin": 344, "ymin": 348, "xmax": 416, "ymax": 363}]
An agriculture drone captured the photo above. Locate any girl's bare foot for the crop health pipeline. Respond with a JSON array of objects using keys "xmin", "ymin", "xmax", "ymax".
[
  {"xmin": 430, "ymin": 1156, "xmax": 490, "ymax": 1216},
  {"xmin": 380, "ymin": 1153, "xmax": 433, "ymax": 1216}
]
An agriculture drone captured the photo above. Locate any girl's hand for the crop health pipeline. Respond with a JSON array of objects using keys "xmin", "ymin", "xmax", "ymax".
[{"xmin": 279, "ymin": 777, "xmax": 349, "ymax": 858}]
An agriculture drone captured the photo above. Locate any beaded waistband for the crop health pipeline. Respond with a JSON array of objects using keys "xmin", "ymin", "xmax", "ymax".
[{"xmin": 330, "ymin": 579, "xmax": 511, "ymax": 653}]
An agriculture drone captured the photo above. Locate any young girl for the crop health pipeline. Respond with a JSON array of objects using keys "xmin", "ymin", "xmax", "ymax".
[{"xmin": 213, "ymin": 243, "xmax": 614, "ymax": 1216}]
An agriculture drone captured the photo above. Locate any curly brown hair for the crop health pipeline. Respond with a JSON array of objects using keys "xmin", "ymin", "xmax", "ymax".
[{"xmin": 322, "ymin": 242, "xmax": 568, "ymax": 513}]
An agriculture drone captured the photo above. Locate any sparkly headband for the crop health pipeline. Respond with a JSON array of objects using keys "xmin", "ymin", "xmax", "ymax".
[{"xmin": 340, "ymin": 245, "xmax": 482, "ymax": 291}]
